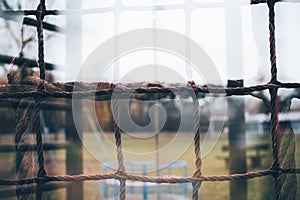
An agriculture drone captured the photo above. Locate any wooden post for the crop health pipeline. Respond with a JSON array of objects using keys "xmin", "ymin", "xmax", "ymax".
[
  {"xmin": 65, "ymin": 0, "xmax": 83, "ymax": 198},
  {"xmin": 65, "ymin": 100, "xmax": 83, "ymax": 200},
  {"xmin": 225, "ymin": 0, "xmax": 247, "ymax": 197},
  {"xmin": 227, "ymin": 80, "xmax": 247, "ymax": 200}
]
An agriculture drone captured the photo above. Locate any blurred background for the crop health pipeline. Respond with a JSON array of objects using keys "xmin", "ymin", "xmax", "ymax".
[{"xmin": 0, "ymin": 0, "xmax": 300, "ymax": 199}]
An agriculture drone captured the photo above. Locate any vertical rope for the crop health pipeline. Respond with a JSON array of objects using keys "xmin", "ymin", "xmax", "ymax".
[
  {"xmin": 270, "ymin": 88, "xmax": 281, "ymax": 199},
  {"xmin": 267, "ymin": 0, "xmax": 281, "ymax": 199},
  {"xmin": 112, "ymin": 93, "xmax": 126, "ymax": 200},
  {"xmin": 192, "ymin": 97, "xmax": 202, "ymax": 200},
  {"xmin": 35, "ymin": 1, "xmax": 47, "ymax": 199},
  {"xmin": 279, "ymin": 121, "xmax": 296, "ymax": 200},
  {"xmin": 189, "ymin": 81, "xmax": 202, "ymax": 200},
  {"xmin": 36, "ymin": 2, "xmax": 46, "ymax": 86},
  {"xmin": 268, "ymin": 0, "xmax": 277, "ymax": 84}
]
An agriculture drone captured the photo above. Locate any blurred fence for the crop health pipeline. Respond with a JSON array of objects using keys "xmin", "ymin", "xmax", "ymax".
[{"xmin": 0, "ymin": 0, "xmax": 299, "ymax": 200}]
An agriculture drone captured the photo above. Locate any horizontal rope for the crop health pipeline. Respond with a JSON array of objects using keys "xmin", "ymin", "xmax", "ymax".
[
  {"xmin": 0, "ymin": 168, "xmax": 299, "ymax": 186},
  {"xmin": 0, "ymin": 81, "xmax": 300, "ymax": 100}
]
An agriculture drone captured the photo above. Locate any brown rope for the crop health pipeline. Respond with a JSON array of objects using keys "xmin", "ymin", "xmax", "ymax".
[
  {"xmin": 112, "ymin": 95, "xmax": 126, "ymax": 200},
  {"xmin": 34, "ymin": 1, "xmax": 47, "ymax": 200},
  {"xmin": 0, "ymin": 168, "xmax": 299, "ymax": 185},
  {"xmin": 189, "ymin": 81, "xmax": 202, "ymax": 200},
  {"xmin": 267, "ymin": 0, "xmax": 285, "ymax": 199},
  {"xmin": 279, "ymin": 122, "xmax": 297, "ymax": 200},
  {"xmin": 2, "ymin": 81, "xmax": 300, "ymax": 100},
  {"xmin": 1, "ymin": 0, "xmax": 299, "ymax": 199}
]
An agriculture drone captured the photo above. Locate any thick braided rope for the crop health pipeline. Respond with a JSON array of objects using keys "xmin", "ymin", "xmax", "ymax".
[
  {"xmin": 2, "ymin": 168, "xmax": 300, "ymax": 185},
  {"xmin": 267, "ymin": 1, "xmax": 281, "ymax": 199},
  {"xmin": 33, "ymin": 97, "xmax": 46, "ymax": 200},
  {"xmin": 269, "ymin": 0, "xmax": 297, "ymax": 196},
  {"xmin": 268, "ymin": 1, "xmax": 277, "ymax": 84},
  {"xmin": 251, "ymin": 94, "xmax": 297, "ymax": 198},
  {"xmin": 3, "ymin": 1, "xmax": 300, "ymax": 199},
  {"xmin": 36, "ymin": 2, "xmax": 46, "ymax": 88},
  {"xmin": 270, "ymin": 88, "xmax": 281, "ymax": 199},
  {"xmin": 190, "ymin": 81, "xmax": 202, "ymax": 200},
  {"xmin": 2, "ymin": 81, "xmax": 300, "ymax": 100},
  {"xmin": 253, "ymin": 90, "xmax": 297, "ymax": 200},
  {"xmin": 112, "ymin": 94, "xmax": 126, "ymax": 200},
  {"xmin": 279, "ymin": 122, "xmax": 297, "ymax": 200},
  {"xmin": 34, "ymin": 1, "xmax": 47, "ymax": 199}
]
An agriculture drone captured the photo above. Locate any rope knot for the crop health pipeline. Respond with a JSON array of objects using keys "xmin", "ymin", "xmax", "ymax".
[
  {"xmin": 36, "ymin": 3, "xmax": 46, "ymax": 21},
  {"xmin": 37, "ymin": 82, "xmax": 45, "ymax": 92},
  {"xmin": 267, "ymin": 0, "xmax": 278, "ymax": 7},
  {"xmin": 37, "ymin": 168, "xmax": 47, "ymax": 178}
]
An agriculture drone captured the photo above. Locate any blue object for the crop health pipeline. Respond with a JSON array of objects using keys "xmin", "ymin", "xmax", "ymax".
[{"xmin": 102, "ymin": 160, "xmax": 188, "ymax": 199}]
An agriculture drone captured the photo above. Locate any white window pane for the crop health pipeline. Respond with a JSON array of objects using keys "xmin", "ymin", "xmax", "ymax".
[
  {"xmin": 120, "ymin": 11, "xmax": 154, "ymax": 32},
  {"xmin": 275, "ymin": 3, "xmax": 300, "ymax": 82},
  {"xmin": 122, "ymin": 0, "xmax": 184, "ymax": 6},
  {"xmin": 193, "ymin": 0, "xmax": 225, "ymax": 4},
  {"xmin": 155, "ymin": 10, "xmax": 185, "ymax": 35},
  {"xmin": 82, "ymin": 13, "xmax": 115, "ymax": 61},
  {"xmin": 242, "ymin": 5, "xmax": 269, "ymax": 85},
  {"xmin": 191, "ymin": 8, "xmax": 227, "ymax": 83},
  {"xmin": 82, "ymin": 0, "xmax": 115, "ymax": 9}
]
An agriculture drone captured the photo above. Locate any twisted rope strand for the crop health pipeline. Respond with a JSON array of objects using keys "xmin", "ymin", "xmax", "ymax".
[
  {"xmin": 192, "ymin": 97, "xmax": 202, "ymax": 200},
  {"xmin": 279, "ymin": 122, "xmax": 297, "ymax": 200},
  {"xmin": 34, "ymin": 1, "xmax": 47, "ymax": 199},
  {"xmin": 267, "ymin": 0, "xmax": 283, "ymax": 199},
  {"xmin": 270, "ymin": 88, "xmax": 281, "ymax": 199},
  {"xmin": 2, "ymin": 0, "xmax": 300, "ymax": 199},
  {"xmin": 112, "ymin": 96, "xmax": 126, "ymax": 200},
  {"xmin": 1, "ymin": 168, "xmax": 299, "ymax": 186},
  {"xmin": 268, "ymin": 0, "xmax": 277, "ymax": 84},
  {"xmin": 2, "ymin": 81, "xmax": 300, "ymax": 100},
  {"xmin": 189, "ymin": 80, "xmax": 202, "ymax": 200}
]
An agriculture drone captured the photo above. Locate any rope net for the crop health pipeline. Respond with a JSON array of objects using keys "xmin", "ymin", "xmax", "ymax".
[{"xmin": 0, "ymin": 0, "xmax": 299, "ymax": 200}]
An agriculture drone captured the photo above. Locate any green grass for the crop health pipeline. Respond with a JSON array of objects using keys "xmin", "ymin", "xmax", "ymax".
[
  {"xmin": 0, "ymin": 132, "xmax": 299, "ymax": 199},
  {"xmin": 79, "ymin": 132, "xmax": 300, "ymax": 199}
]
